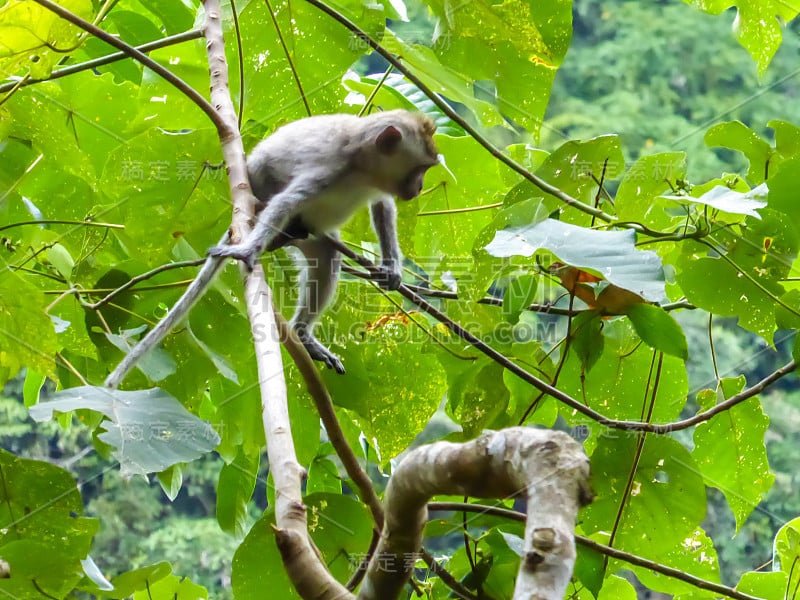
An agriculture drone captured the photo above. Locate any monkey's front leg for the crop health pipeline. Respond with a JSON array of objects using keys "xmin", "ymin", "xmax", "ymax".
[
  {"xmin": 370, "ymin": 198, "xmax": 403, "ymax": 290},
  {"xmin": 208, "ymin": 177, "xmax": 318, "ymax": 269}
]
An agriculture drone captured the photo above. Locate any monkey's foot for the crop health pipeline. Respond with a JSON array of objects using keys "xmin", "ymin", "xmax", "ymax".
[
  {"xmin": 301, "ymin": 337, "xmax": 345, "ymax": 374},
  {"xmin": 208, "ymin": 243, "xmax": 260, "ymax": 271}
]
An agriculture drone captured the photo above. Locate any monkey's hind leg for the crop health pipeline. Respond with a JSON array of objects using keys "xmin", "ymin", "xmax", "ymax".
[{"xmin": 291, "ymin": 236, "xmax": 345, "ymax": 374}]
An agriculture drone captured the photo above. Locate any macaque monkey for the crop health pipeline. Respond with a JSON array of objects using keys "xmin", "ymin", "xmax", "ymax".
[
  {"xmin": 105, "ymin": 110, "xmax": 438, "ymax": 387},
  {"xmin": 210, "ymin": 110, "xmax": 439, "ymax": 373}
]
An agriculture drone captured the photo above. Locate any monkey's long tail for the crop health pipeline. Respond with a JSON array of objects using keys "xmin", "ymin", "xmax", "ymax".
[{"xmin": 104, "ymin": 233, "xmax": 230, "ymax": 390}]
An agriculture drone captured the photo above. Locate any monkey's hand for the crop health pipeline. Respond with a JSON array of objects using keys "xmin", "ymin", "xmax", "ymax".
[
  {"xmin": 375, "ymin": 262, "xmax": 402, "ymax": 291},
  {"xmin": 207, "ymin": 242, "xmax": 262, "ymax": 271}
]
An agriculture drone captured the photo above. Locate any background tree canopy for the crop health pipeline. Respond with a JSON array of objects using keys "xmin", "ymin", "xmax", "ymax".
[{"xmin": 1, "ymin": 0, "xmax": 800, "ymax": 598}]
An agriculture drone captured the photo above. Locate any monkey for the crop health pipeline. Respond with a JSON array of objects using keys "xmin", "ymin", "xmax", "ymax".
[
  {"xmin": 104, "ymin": 110, "xmax": 438, "ymax": 388},
  {"xmin": 209, "ymin": 110, "xmax": 440, "ymax": 374}
]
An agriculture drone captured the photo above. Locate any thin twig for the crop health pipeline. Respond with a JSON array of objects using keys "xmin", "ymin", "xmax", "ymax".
[
  {"xmin": 0, "ymin": 220, "xmax": 123, "ymax": 234},
  {"xmin": 82, "ymin": 259, "xmax": 206, "ymax": 309},
  {"xmin": 0, "ymin": 30, "xmax": 204, "ymax": 94},
  {"xmin": 428, "ymin": 502, "xmax": 764, "ymax": 600}
]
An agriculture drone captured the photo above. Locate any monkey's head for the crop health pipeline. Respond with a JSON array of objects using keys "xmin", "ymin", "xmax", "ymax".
[{"xmin": 364, "ymin": 110, "xmax": 439, "ymax": 200}]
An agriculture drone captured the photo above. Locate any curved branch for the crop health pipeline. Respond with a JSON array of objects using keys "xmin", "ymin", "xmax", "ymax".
[{"xmin": 359, "ymin": 429, "xmax": 590, "ymax": 600}]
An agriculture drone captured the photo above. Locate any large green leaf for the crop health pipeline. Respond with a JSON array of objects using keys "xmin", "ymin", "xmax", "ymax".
[
  {"xmin": 29, "ymin": 386, "xmax": 220, "ymax": 475},
  {"xmin": 615, "ymin": 152, "xmax": 687, "ymax": 232},
  {"xmin": 0, "ymin": 0, "xmax": 93, "ymax": 79},
  {"xmin": 685, "ymin": 0, "xmax": 800, "ymax": 74},
  {"xmin": 705, "ymin": 121, "xmax": 772, "ymax": 184},
  {"xmin": 131, "ymin": 574, "xmax": 208, "ymax": 599},
  {"xmin": 583, "ymin": 436, "xmax": 714, "ymax": 589},
  {"xmin": 0, "ymin": 450, "xmax": 98, "ymax": 598},
  {"xmin": 0, "ymin": 269, "xmax": 57, "ymax": 384},
  {"xmin": 216, "ymin": 449, "xmax": 259, "ymax": 537},
  {"xmin": 485, "ymin": 219, "xmax": 667, "ymax": 302},
  {"xmin": 626, "ymin": 303, "xmax": 689, "ymax": 360},
  {"xmin": 560, "ymin": 318, "xmax": 688, "ymax": 428},
  {"xmin": 692, "ymin": 379, "xmax": 774, "ymax": 531},
  {"xmin": 232, "ymin": 514, "xmax": 299, "ymax": 599},
  {"xmin": 322, "ymin": 304, "xmax": 447, "ymax": 461},
  {"xmin": 421, "ymin": 0, "xmax": 572, "ymax": 135}
]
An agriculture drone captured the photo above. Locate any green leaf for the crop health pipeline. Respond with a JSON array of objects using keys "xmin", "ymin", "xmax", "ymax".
[
  {"xmin": 157, "ymin": 464, "xmax": 183, "ymax": 502},
  {"xmin": 420, "ymin": 0, "xmax": 573, "ymax": 135},
  {"xmin": 139, "ymin": 0, "xmax": 195, "ymax": 35},
  {"xmin": 686, "ymin": 0, "xmax": 800, "ymax": 75},
  {"xmin": 0, "ymin": 450, "xmax": 98, "ymax": 597},
  {"xmin": 100, "ymin": 128, "xmax": 226, "ymax": 263},
  {"xmin": 616, "ymin": 152, "xmax": 687, "ymax": 232},
  {"xmin": 705, "ymin": 121, "xmax": 772, "ymax": 184},
  {"xmin": 625, "ymin": 303, "xmax": 689, "ymax": 360},
  {"xmin": 103, "ymin": 563, "xmax": 172, "ymax": 598},
  {"xmin": 131, "ymin": 574, "xmax": 208, "ymax": 599},
  {"xmin": 322, "ymin": 309, "xmax": 447, "ymax": 461},
  {"xmin": 574, "ymin": 536, "xmax": 606, "ymax": 597},
  {"xmin": 305, "ymin": 494, "xmax": 372, "ymax": 583},
  {"xmin": 0, "ymin": 0, "xmax": 93, "ymax": 79},
  {"xmin": 692, "ymin": 379, "xmax": 774, "ymax": 531},
  {"xmin": 502, "ymin": 274, "xmax": 537, "ymax": 324},
  {"xmin": 217, "ymin": 450, "xmax": 259, "ymax": 537},
  {"xmin": 0, "ymin": 270, "xmax": 57, "ymax": 383},
  {"xmin": 663, "ymin": 183, "xmax": 767, "ymax": 219},
  {"xmin": 735, "ymin": 571, "xmax": 789, "ymax": 600},
  {"xmin": 570, "ymin": 310, "xmax": 605, "ymax": 373},
  {"xmin": 480, "ymin": 530, "xmax": 523, "ymax": 599},
  {"xmin": 485, "ymin": 219, "xmax": 667, "ymax": 302},
  {"xmin": 683, "ymin": 205, "xmax": 798, "ymax": 342},
  {"xmin": 598, "ymin": 575, "xmax": 637, "ymax": 600},
  {"xmin": 306, "ymin": 456, "xmax": 343, "ymax": 495},
  {"xmin": 22, "ymin": 370, "xmax": 45, "ymax": 408},
  {"xmin": 583, "ymin": 435, "xmax": 706, "ymax": 552},
  {"xmin": 29, "ymin": 386, "xmax": 220, "ymax": 475},
  {"xmin": 381, "ymin": 31, "xmax": 505, "ymax": 128},
  {"xmin": 46, "ymin": 242, "xmax": 75, "ymax": 279},
  {"xmin": 238, "ymin": 0, "xmax": 381, "ymax": 126},
  {"xmin": 766, "ymin": 155, "xmax": 800, "ymax": 222},
  {"xmin": 632, "ymin": 527, "xmax": 720, "ymax": 596},
  {"xmin": 527, "ymin": 136, "xmax": 625, "ymax": 223},
  {"xmin": 447, "ymin": 359, "xmax": 510, "ymax": 437},
  {"xmin": 772, "ymin": 515, "xmax": 800, "ymax": 573},
  {"xmin": 560, "ymin": 318, "xmax": 688, "ymax": 426},
  {"xmin": 232, "ymin": 513, "xmax": 299, "ymax": 600}
]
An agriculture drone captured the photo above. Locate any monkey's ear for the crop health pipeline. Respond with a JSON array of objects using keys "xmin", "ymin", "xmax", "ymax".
[{"xmin": 376, "ymin": 125, "xmax": 403, "ymax": 154}]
